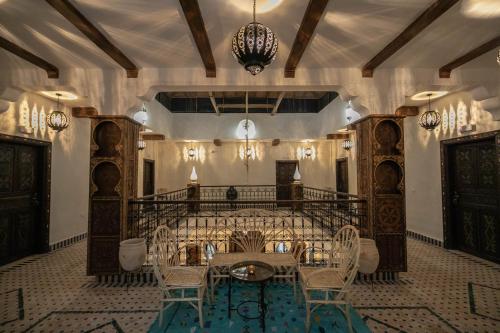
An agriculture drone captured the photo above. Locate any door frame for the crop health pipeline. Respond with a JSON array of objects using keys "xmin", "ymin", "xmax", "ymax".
[
  {"xmin": 335, "ymin": 157, "xmax": 348, "ymax": 193},
  {"xmin": 142, "ymin": 159, "xmax": 155, "ymax": 196},
  {"xmin": 0, "ymin": 133, "xmax": 52, "ymax": 253},
  {"xmin": 440, "ymin": 130, "xmax": 499, "ymax": 249}
]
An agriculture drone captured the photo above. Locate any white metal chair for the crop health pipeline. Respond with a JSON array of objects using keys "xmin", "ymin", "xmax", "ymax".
[
  {"xmin": 151, "ymin": 225, "xmax": 208, "ymax": 328},
  {"xmin": 298, "ymin": 225, "xmax": 360, "ymax": 332}
]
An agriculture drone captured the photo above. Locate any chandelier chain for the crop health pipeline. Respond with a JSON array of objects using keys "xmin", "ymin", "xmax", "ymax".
[{"xmin": 253, "ymin": 0, "xmax": 256, "ymax": 22}]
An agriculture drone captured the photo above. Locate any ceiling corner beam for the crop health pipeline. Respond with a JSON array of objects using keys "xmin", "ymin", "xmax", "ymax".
[
  {"xmin": 142, "ymin": 133, "xmax": 165, "ymax": 141},
  {"xmin": 284, "ymin": 0, "xmax": 329, "ymax": 78},
  {"xmin": 72, "ymin": 106, "xmax": 98, "ymax": 118},
  {"xmin": 326, "ymin": 133, "xmax": 349, "ymax": 140},
  {"xmin": 395, "ymin": 106, "xmax": 419, "ymax": 117},
  {"xmin": 271, "ymin": 92, "xmax": 286, "ymax": 116},
  {"xmin": 0, "ymin": 35, "xmax": 59, "ymax": 78},
  {"xmin": 439, "ymin": 36, "xmax": 500, "ymax": 78},
  {"xmin": 46, "ymin": 0, "xmax": 138, "ymax": 78},
  {"xmin": 208, "ymin": 92, "xmax": 220, "ymax": 115},
  {"xmin": 213, "ymin": 139, "xmax": 222, "ymax": 146},
  {"xmin": 361, "ymin": 0, "xmax": 459, "ymax": 78},
  {"xmin": 272, "ymin": 139, "xmax": 280, "ymax": 146},
  {"xmin": 179, "ymin": 0, "xmax": 216, "ymax": 77}
]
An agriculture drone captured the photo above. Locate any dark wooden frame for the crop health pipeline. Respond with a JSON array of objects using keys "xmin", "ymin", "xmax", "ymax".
[
  {"xmin": 335, "ymin": 157, "xmax": 348, "ymax": 193},
  {"xmin": 440, "ymin": 130, "xmax": 500, "ymax": 249},
  {"xmin": 143, "ymin": 159, "xmax": 155, "ymax": 197},
  {"xmin": 0, "ymin": 133, "xmax": 52, "ymax": 253}
]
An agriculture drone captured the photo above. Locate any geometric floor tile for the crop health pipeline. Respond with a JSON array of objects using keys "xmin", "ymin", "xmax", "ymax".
[
  {"xmin": 468, "ymin": 282, "xmax": 500, "ymax": 322},
  {"xmin": 358, "ymin": 306, "xmax": 460, "ymax": 333},
  {"xmin": 1, "ymin": 239, "xmax": 500, "ymax": 333},
  {"xmin": 0, "ymin": 288, "xmax": 24, "ymax": 326}
]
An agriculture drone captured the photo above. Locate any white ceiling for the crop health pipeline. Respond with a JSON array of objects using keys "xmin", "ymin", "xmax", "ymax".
[{"xmin": 0, "ymin": 0, "xmax": 498, "ymax": 72}]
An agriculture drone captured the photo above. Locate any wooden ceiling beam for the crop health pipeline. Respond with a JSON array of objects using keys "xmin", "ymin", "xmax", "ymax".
[
  {"xmin": 72, "ymin": 106, "xmax": 98, "ymax": 118},
  {"xmin": 362, "ymin": 0, "xmax": 459, "ymax": 78},
  {"xmin": 395, "ymin": 106, "xmax": 419, "ymax": 117},
  {"xmin": 326, "ymin": 133, "xmax": 349, "ymax": 140},
  {"xmin": 142, "ymin": 133, "xmax": 165, "ymax": 141},
  {"xmin": 439, "ymin": 36, "xmax": 500, "ymax": 78},
  {"xmin": 46, "ymin": 0, "xmax": 138, "ymax": 78},
  {"xmin": 179, "ymin": 0, "xmax": 216, "ymax": 77},
  {"xmin": 284, "ymin": 0, "xmax": 329, "ymax": 78},
  {"xmin": 0, "ymin": 35, "xmax": 59, "ymax": 78}
]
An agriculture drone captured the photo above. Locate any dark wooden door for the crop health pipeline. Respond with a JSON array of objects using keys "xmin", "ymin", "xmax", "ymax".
[
  {"xmin": 276, "ymin": 160, "xmax": 298, "ymax": 206},
  {"xmin": 0, "ymin": 142, "xmax": 42, "ymax": 265},
  {"xmin": 143, "ymin": 159, "xmax": 155, "ymax": 196},
  {"xmin": 449, "ymin": 138, "xmax": 499, "ymax": 263},
  {"xmin": 336, "ymin": 158, "xmax": 348, "ymax": 194}
]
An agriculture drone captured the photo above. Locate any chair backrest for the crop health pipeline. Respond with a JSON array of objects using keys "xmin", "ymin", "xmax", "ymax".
[
  {"xmin": 152, "ymin": 225, "xmax": 178, "ymax": 289},
  {"xmin": 330, "ymin": 225, "xmax": 360, "ymax": 287},
  {"xmin": 205, "ymin": 208, "xmax": 297, "ymax": 255}
]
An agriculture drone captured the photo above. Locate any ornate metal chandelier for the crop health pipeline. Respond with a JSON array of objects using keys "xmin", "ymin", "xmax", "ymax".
[
  {"xmin": 231, "ymin": 0, "xmax": 278, "ymax": 75},
  {"xmin": 47, "ymin": 93, "xmax": 69, "ymax": 132},
  {"xmin": 419, "ymin": 93, "xmax": 441, "ymax": 130}
]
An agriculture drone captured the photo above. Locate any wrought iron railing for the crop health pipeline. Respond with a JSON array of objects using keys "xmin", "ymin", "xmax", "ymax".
[
  {"xmin": 128, "ymin": 193, "xmax": 367, "ymax": 260},
  {"xmin": 200, "ymin": 185, "xmax": 276, "ymax": 201}
]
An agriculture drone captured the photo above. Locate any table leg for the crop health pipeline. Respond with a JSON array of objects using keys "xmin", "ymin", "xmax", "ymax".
[
  {"xmin": 260, "ymin": 281, "xmax": 266, "ymax": 332},
  {"xmin": 228, "ymin": 275, "xmax": 232, "ymax": 319}
]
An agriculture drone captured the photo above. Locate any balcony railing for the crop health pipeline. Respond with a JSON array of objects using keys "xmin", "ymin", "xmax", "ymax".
[{"xmin": 128, "ymin": 185, "xmax": 367, "ymax": 260}]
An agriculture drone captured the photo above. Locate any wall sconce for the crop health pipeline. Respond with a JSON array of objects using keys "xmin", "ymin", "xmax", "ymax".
[
  {"xmin": 239, "ymin": 144, "xmax": 256, "ymax": 160},
  {"xmin": 183, "ymin": 146, "xmax": 206, "ymax": 162},
  {"xmin": 297, "ymin": 146, "xmax": 316, "ymax": 160},
  {"xmin": 342, "ymin": 139, "xmax": 353, "ymax": 151},
  {"xmin": 138, "ymin": 138, "xmax": 146, "ymax": 150}
]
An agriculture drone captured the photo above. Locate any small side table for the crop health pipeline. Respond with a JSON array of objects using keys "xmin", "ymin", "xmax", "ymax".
[{"xmin": 228, "ymin": 260, "xmax": 274, "ymax": 332}]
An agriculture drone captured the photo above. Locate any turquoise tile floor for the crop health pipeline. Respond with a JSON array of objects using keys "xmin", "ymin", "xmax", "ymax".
[{"xmin": 148, "ymin": 282, "xmax": 370, "ymax": 333}]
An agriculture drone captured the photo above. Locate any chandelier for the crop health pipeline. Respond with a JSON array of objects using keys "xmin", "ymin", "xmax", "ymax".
[
  {"xmin": 47, "ymin": 93, "xmax": 69, "ymax": 132},
  {"xmin": 231, "ymin": 0, "xmax": 278, "ymax": 75},
  {"xmin": 419, "ymin": 94, "xmax": 441, "ymax": 130}
]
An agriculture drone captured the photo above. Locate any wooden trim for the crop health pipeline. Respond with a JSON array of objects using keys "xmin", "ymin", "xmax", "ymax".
[
  {"xmin": 326, "ymin": 133, "xmax": 349, "ymax": 140},
  {"xmin": 142, "ymin": 133, "xmax": 165, "ymax": 141},
  {"xmin": 72, "ymin": 106, "xmax": 98, "ymax": 118},
  {"xmin": 272, "ymin": 139, "xmax": 280, "ymax": 146},
  {"xmin": 362, "ymin": 0, "xmax": 459, "ymax": 77},
  {"xmin": 213, "ymin": 139, "xmax": 222, "ymax": 146},
  {"xmin": 0, "ymin": 35, "xmax": 59, "ymax": 78},
  {"xmin": 219, "ymin": 103, "xmax": 275, "ymax": 109},
  {"xmin": 440, "ymin": 130, "xmax": 500, "ymax": 249},
  {"xmin": 179, "ymin": 0, "xmax": 216, "ymax": 77},
  {"xmin": 439, "ymin": 36, "xmax": 500, "ymax": 78},
  {"xmin": 46, "ymin": 0, "xmax": 138, "ymax": 78},
  {"xmin": 89, "ymin": 115, "xmax": 142, "ymax": 126},
  {"xmin": 0, "ymin": 133, "xmax": 52, "ymax": 253},
  {"xmin": 395, "ymin": 106, "xmax": 419, "ymax": 117},
  {"xmin": 284, "ymin": 0, "xmax": 329, "ymax": 78},
  {"xmin": 348, "ymin": 114, "xmax": 405, "ymax": 127}
]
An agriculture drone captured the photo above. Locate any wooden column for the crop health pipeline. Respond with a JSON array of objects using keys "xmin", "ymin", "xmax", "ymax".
[
  {"xmin": 351, "ymin": 115, "xmax": 407, "ymax": 273},
  {"xmin": 87, "ymin": 116, "xmax": 140, "ymax": 275}
]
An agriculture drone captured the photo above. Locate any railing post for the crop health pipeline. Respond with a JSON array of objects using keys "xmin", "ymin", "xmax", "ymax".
[
  {"xmin": 290, "ymin": 182, "xmax": 303, "ymax": 211},
  {"xmin": 187, "ymin": 183, "xmax": 200, "ymax": 213}
]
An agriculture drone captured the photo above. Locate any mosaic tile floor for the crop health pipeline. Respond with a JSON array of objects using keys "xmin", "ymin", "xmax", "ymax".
[{"xmin": 1, "ymin": 239, "xmax": 499, "ymax": 333}]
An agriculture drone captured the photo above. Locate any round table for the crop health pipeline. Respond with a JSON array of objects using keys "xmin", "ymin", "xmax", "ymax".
[{"xmin": 228, "ymin": 260, "xmax": 274, "ymax": 332}]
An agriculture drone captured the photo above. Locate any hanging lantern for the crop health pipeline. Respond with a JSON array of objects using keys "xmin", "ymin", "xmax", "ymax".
[
  {"xmin": 419, "ymin": 94, "xmax": 441, "ymax": 130},
  {"xmin": 46, "ymin": 93, "xmax": 69, "ymax": 132},
  {"xmin": 342, "ymin": 139, "xmax": 353, "ymax": 151},
  {"xmin": 187, "ymin": 147, "xmax": 196, "ymax": 159},
  {"xmin": 231, "ymin": 0, "xmax": 278, "ymax": 75}
]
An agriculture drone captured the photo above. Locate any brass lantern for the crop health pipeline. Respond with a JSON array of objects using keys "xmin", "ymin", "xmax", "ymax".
[{"xmin": 46, "ymin": 93, "xmax": 69, "ymax": 132}]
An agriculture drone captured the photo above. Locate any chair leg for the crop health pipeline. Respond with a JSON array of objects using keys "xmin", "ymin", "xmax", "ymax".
[
  {"xmin": 159, "ymin": 300, "xmax": 164, "ymax": 328},
  {"xmin": 345, "ymin": 303, "xmax": 353, "ymax": 333},
  {"xmin": 198, "ymin": 288, "xmax": 204, "ymax": 328}
]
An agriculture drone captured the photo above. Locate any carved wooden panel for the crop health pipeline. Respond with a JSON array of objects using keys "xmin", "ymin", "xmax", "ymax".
[
  {"xmin": 354, "ymin": 115, "xmax": 407, "ymax": 273},
  {"xmin": 89, "ymin": 237, "xmax": 120, "ymax": 274},
  {"xmin": 88, "ymin": 116, "xmax": 140, "ymax": 275},
  {"xmin": 375, "ymin": 234, "xmax": 406, "ymax": 271}
]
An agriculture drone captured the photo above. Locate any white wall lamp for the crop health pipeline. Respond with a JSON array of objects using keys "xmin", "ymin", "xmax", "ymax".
[{"xmin": 342, "ymin": 139, "xmax": 353, "ymax": 151}]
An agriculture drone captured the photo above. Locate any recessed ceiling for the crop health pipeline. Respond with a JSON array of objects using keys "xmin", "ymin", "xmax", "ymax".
[{"xmin": 155, "ymin": 91, "xmax": 339, "ymax": 114}]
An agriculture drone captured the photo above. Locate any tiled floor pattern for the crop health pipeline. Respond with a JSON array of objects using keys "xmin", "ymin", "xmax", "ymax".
[{"xmin": 0, "ymin": 239, "xmax": 499, "ymax": 332}]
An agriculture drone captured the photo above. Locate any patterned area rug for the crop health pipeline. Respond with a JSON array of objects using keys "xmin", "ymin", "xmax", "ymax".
[{"xmin": 148, "ymin": 282, "xmax": 370, "ymax": 333}]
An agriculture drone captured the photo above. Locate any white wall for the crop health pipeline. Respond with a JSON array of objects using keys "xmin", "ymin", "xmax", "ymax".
[
  {"xmin": 0, "ymin": 92, "xmax": 90, "ymax": 245},
  {"xmin": 404, "ymin": 91, "xmax": 500, "ymax": 242},
  {"xmin": 138, "ymin": 139, "xmax": 340, "ymax": 194}
]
